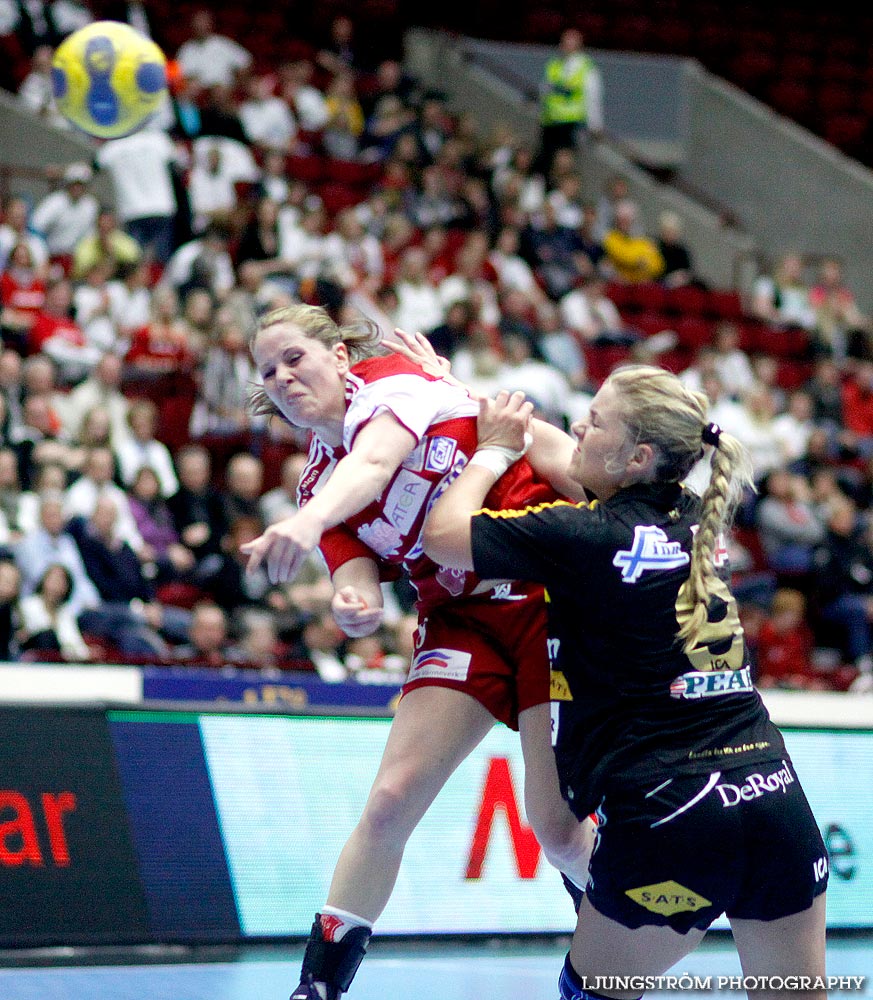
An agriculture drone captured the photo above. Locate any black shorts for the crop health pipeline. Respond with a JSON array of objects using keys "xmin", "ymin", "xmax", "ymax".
[{"xmin": 586, "ymin": 758, "xmax": 828, "ymax": 933}]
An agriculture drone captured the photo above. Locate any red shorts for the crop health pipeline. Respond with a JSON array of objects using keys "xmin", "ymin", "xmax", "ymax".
[{"xmin": 402, "ymin": 581, "xmax": 549, "ymax": 730}]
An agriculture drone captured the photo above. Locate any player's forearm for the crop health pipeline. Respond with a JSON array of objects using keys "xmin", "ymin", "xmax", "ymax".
[
  {"xmin": 300, "ymin": 448, "xmax": 400, "ymax": 534},
  {"xmin": 423, "ymin": 464, "xmax": 495, "ymax": 571}
]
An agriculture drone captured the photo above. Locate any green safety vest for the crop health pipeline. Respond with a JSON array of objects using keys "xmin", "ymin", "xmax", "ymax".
[{"xmin": 541, "ymin": 54, "xmax": 594, "ymax": 126}]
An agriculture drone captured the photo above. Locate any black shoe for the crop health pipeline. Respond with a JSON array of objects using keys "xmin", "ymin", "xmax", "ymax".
[{"xmin": 290, "ymin": 973, "xmax": 335, "ymax": 1000}]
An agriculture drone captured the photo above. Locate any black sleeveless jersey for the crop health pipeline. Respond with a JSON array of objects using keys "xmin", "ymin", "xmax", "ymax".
[{"xmin": 470, "ymin": 481, "xmax": 786, "ymax": 817}]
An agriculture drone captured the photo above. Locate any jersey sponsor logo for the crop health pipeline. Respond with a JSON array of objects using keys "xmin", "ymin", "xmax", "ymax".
[
  {"xmin": 402, "ymin": 439, "xmax": 427, "ymax": 472},
  {"xmin": 490, "ymin": 583, "xmax": 525, "ymax": 601},
  {"xmin": 425, "ymin": 436, "xmax": 457, "ymax": 473},
  {"xmin": 435, "ymin": 565, "xmax": 467, "ymax": 596},
  {"xmin": 613, "ymin": 525, "xmax": 690, "ymax": 583},
  {"xmin": 409, "ymin": 647, "xmax": 472, "ymax": 683},
  {"xmin": 384, "ymin": 470, "xmax": 430, "ymax": 534},
  {"xmin": 813, "ymin": 855, "xmax": 828, "ymax": 883},
  {"xmin": 715, "ymin": 760, "xmax": 794, "ymax": 807},
  {"xmin": 550, "ymin": 669, "xmax": 572, "ymax": 701},
  {"xmin": 625, "ymin": 880, "xmax": 712, "ymax": 916},
  {"xmin": 357, "ymin": 517, "xmax": 403, "ymax": 557},
  {"xmin": 669, "ymin": 666, "xmax": 752, "ymax": 699}
]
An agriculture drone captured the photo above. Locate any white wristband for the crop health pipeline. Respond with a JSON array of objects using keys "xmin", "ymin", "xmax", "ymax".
[{"xmin": 468, "ymin": 433, "xmax": 533, "ymax": 479}]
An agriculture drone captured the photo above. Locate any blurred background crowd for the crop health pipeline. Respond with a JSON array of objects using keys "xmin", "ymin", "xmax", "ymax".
[{"xmin": 2, "ymin": 0, "xmax": 873, "ymax": 693}]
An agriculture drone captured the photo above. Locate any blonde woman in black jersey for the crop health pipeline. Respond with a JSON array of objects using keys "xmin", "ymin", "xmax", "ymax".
[{"xmin": 424, "ymin": 366, "xmax": 827, "ymax": 1000}]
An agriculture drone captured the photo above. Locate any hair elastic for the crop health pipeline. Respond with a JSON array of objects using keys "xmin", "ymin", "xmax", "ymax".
[{"xmin": 701, "ymin": 422, "xmax": 722, "ymax": 447}]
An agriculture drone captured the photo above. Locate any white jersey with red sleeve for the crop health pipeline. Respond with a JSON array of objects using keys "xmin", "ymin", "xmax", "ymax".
[{"xmin": 297, "ymin": 354, "xmax": 562, "ymax": 612}]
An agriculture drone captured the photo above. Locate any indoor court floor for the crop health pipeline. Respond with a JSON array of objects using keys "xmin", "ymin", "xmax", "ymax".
[{"xmin": 0, "ymin": 935, "xmax": 869, "ymax": 1000}]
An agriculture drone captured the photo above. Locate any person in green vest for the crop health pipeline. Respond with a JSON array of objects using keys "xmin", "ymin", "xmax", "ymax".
[{"xmin": 538, "ymin": 28, "xmax": 604, "ymax": 176}]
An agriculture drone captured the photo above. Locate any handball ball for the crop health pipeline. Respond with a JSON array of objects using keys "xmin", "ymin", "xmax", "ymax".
[{"xmin": 52, "ymin": 21, "xmax": 167, "ymax": 139}]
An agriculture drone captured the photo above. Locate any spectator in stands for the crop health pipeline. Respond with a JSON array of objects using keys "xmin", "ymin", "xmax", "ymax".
[
  {"xmin": 755, "ymin": 588, "xmax": 823, "ymax": 690},
  {"xmin": 359, "ymin": 59, "xmax": 419, "ymax": 122},
  {"xmin": 773, "ymin": 388, "xmax": 817, "ymax": 465},
  {"xmin": 105, "ymin": 259, "xmax": 152, "ymax": 338},
  {"xmin": 593, "ymin": 173, "xmax": 631, "ymax": 243},
  {"xmin": 17, "ymin": 44, "xmax": 65, "ymax": 127},
  {"xmin": 750, "ymin": 252, "xmax": 817, "ymax": 333},
  {"xmin": 809, "ymin": 256, "xmax": 870, "ymax": 361},
  {"xmin": 841, "ymin": 358, "xmax": 873, "ymax": 445},
  {"xmin": 812, "ymin": 498, "xmax": 873, "ymax": 690},
  {"xmin": 64, "ymin": 446, "xmax": 145, "ymax": 555},
  {"xmin": 497, "ymin": 328, "xmax": 573, "ymax": 428},
  {"xmin": 194, "ymin": 514, "xmax": 272, "ymax": 612},
  {"xmin": 128, "ymin": 465, "xmax": 195, "ymax": 582},
  {"xmin": 392, "ymin": 246, "xmax": 444, "ymax": 336},
  {"xmin": 175, "ymin": 9, "xmax": 252, "ymax": 90},
  {"xmin": 426, "ymin": 298, "xmax": 477, "ymax": 361},
  {"xmin": 14, "ymin": 493, "xmax": 100, "ymax": 618},
  {"xmin": 57, "ymin": 352, "xmax": 129, "ymax": 447},
  {"xmin": 601, "ymin": 199, "xmax": 665, "ymax": 284},
  {"xmin": 656, "ymin": 210, "xmax": 701, "ymax": 289},
  {"xmin": 29, "ymin": 277, "xmax": 101, "ymax": 384},
  {"xmin": 220, "ymin": 452, "xmax": 265, "ymax": 530},
  {"xmin": 161, "ymin": 222, "xmax": 235, "ymax": 300},
  {"xmin": 72, "ymin": 261, "xmax": 126, "ymax": 357},
  {"xmin": 323, "ymin": 71, "xmax": 366, "ymax": 161},
  {"xmin": 259, "ymin": 452, "xmax": 307, "ymax": 525},
  {"xmin": 167, "ymin": 443, "xmax": 228, "ymax": 560},
  {"xmin": 1, "ymin": 242, "xmax": 45, "ymax": 352},
  {"xmin": 0, "ymin": 558, "xmax": 20, "ymax": 660},
  {"xmin": 31, "ymin": 163, "xmax": 98, "ymax": 261},
  {"xmin": 559, "ymin": 272, "xmax": 642, "ymax": 346},
  {"xmin": 189, "ymin": 307, "xmax": 258, "ymax": 439},
  {"xmin": 316, "ymin": 13, "xmax": 359, "ymax": 77},
  {"xmin": 18, "ymin": 562, "xmax": 90, "ymax": 661},
  {"xmin": 536, "ymin": 28, "xmax": 603, "ymax": 175},
  {"xmin": 66, "ymin": 408, "xmax": 122, "ymax": 485},
  {"xmin": 173, "ymin": 600, "xmax": 231, "ymax": 666},
  {"xmin": 0, "ymin": 348, "xmax": 23, "ymax": 433},
  {"xmin": 187, "ymin": 143, "xmax": 238, "ymax": 236},
  {"xmin": 239, "ymin": 73, "xmax": 297, "ymax": 153},
  {"xmin": 72, "ymin": 208, "xmax": 142, "ymax": 282},
  {"xmin": 546, "ymin": 169, "xmax": 585, "ymax": 230},
  {"xmin": 227, "ymin": 607, "xmax": 286, "ymax": 669},
  {"xmin": 0, "ymin": 196, "xmax": 48, "ymax": 272},
  {"xmin": 362, "ymin": 94, "xmax": 416, "ymax": 161},
  {"xmin": 299, "ymin": 608, "xmax": 348, "ymax": 682},
  {"xmin": 805, "ymin": 356, "xmax": 845, "ymax": 432},
  {"xmin": 67, "ymin": 496, "xmax": 154, "ymax": 606},
  {"xmin": 711, "ymin": 320, "xmax": 755, "ymax": 399},
  {"xmin": 0, "ymin": 447, "xmax": 23, "ymax": 542},
  {"xmin": 96, "ymin": 127, "xmax": 181, "ymax": 265},
  {"xmin": 755, "ymin": 468, "xmax": 826, "ymax": 576},
  {"xmin": 536, "ymin": 299, "xmax": 590, "ymax": 391},
  {"xmin": 279, "ymin": 58, "xmax": 329, "ymax": 136},
  {"xmin": 520, "ymin": 199, "xmax": 586, "ymax": 300},
  {"xmin": 8, "ymin": 392, "xmax": 68, "ymax": 489},
  {"xmin": 488, "ymin": 225, "xmax": 544, "ymax": 303},
  {"xmin": 115, "ymin": 398, "xmax": 178, "ymax": 497}
]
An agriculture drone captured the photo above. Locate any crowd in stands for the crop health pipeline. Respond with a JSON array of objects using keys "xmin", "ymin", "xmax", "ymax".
[{"xmin": 2, "ymin": 6, "xmax": 873, "ymax": 692}]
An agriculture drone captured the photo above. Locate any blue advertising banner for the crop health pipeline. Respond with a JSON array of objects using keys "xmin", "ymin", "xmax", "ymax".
[{"xmin": 141, "ymin": 666, "xmax": 402, "ymax": 709}]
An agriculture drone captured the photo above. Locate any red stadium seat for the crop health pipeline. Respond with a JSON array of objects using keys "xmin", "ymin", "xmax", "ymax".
[
  {"xmin": 664, "ymin": 284, "xmax": 708, "ymax": 317},
  {"xmin": 674, "ymin": 316, "xmax": 713, "ymax": 350}
]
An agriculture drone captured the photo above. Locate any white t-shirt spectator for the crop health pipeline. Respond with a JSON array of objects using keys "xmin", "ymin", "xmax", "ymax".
[
  {"xmin": 392, "ymin": 281, "xmax": 444, "ymax": 339},
  {"xmin": 96, "ymin": 130, "xmax": 178, "ymax": 222},
  {"xmin": 240, "ymin": 96, "xmax": 297, "ymax": 151},
  {"xmin": 115, "ymin": 437, "xmax": 179, "ymax": 497},
  {"xmin": 289, "ymin": 85, "xmax": 329, "ymax": 131},
  {"xmin": 31, "ymin": 189, "xmax": 99, "ymax": 256},
  {"xmin": 0, "ymin": 226, "xmax": 48, "ymax": 271},
  {"xmin": 162, "ymin": 238, "xmax": 235, "ymax": 297},
  {"xmin": 176, "ymin": 33, "xmax": 252, "ymax": 89}
]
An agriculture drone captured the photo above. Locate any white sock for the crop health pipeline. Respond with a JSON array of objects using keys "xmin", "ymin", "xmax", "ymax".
[{"xmin": 319, "ymin": 906, "xmax": 373, "ymax": 943}]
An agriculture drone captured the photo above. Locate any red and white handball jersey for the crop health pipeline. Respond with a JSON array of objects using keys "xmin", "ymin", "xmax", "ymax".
[{"xmin": 298, "ymin": 354, "xmax": 560, "ymax": 612}]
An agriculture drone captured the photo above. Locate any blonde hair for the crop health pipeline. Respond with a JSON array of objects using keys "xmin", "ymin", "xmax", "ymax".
[
  {"xmin": 605, "ymin": 365, "xmax": 755, "ymax": 653},
  {"xmin": 247, "ymin": 303, "xmax": 381, "ymax": 419}
]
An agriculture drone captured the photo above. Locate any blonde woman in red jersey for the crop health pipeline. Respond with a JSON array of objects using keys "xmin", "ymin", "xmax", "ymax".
[{"xmin": 243, "ymin": 304, "xmax": 593, "ymax": 1000}]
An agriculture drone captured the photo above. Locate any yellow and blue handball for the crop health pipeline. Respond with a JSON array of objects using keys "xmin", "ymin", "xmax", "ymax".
[{"xmin": 52, "ymin": 21, "xmax": 167, "ymax": 139}]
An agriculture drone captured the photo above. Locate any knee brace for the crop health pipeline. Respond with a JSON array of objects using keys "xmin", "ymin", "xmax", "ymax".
[{"xmin": 300, "ymin": 914, "xmax": 371, "ymax": 994}]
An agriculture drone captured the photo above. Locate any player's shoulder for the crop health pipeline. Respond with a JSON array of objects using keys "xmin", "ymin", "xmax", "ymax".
[{"xmin": 351, "ymin": 353, "xmax": 441, "ymax": 384}]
